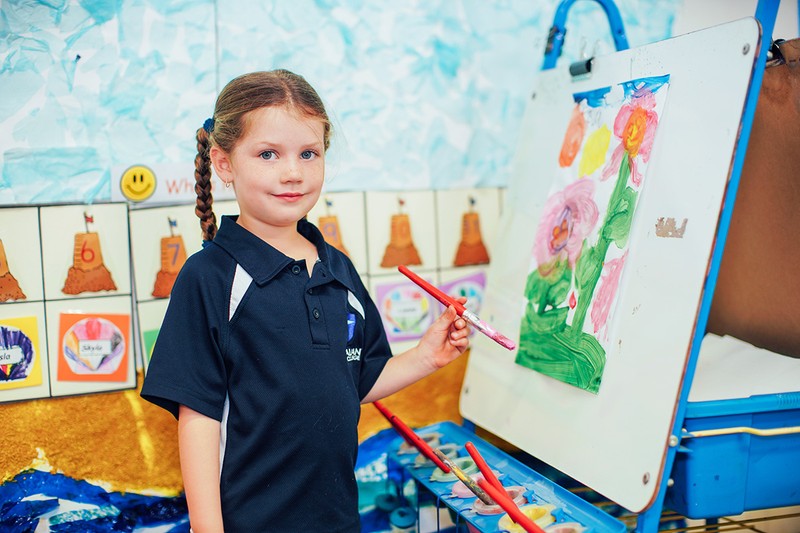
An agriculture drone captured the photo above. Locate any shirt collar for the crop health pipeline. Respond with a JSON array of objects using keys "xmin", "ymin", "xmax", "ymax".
[{"xmin": 211, "ymin": 215, "xmax": 358, "ymax": 291}]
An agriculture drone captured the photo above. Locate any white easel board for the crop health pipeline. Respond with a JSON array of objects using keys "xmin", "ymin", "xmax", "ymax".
[{"xmin": 460, "ymin": 17, "xmax": 760, "ymax": 513}]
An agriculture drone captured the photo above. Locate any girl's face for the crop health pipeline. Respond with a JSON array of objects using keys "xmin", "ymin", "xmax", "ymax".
[{"xmin": 211, "ymin": 105, "xmax": 326, "ymax": 237}]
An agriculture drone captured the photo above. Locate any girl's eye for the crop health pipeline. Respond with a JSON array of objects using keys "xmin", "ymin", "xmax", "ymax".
[
  {"xmin": 300, "ymin": 150, "xmax": 317, "ymax": 160},
  {"xmin": 259, "ymin": 150, "xmax": 276, "ymax": 160}
]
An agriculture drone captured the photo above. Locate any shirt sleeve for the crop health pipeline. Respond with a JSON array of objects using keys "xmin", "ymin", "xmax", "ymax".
[
  {"xmin": 355, "ymin": 279, "xmax": 392, "ymax": 400},
  {"xmin": 140, "ymin": 259, "xmax": 228, "ymax": 421}
]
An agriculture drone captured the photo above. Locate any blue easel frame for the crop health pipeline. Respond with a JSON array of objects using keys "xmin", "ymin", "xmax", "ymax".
[
  {"xmin": 635, "ymin": 0, "xmax": 782, "ymax": 530},
  {"xmin": 540, "ymin": 0, "xmax": 784, "ymax": 531}
]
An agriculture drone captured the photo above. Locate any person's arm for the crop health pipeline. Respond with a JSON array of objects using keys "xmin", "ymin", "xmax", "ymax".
[
  {"xmin": 178, "ymin": 405, "xmax": 224, "ymax": 533},
  {"xmin": 362, "ymin": 302, "xmax": 470, "ymax": 403}
]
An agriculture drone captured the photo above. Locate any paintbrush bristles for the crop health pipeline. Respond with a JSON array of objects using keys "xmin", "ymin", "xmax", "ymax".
[{"xmin": 433, "ymin": 449, "xmax": 495, "ymax": 506}]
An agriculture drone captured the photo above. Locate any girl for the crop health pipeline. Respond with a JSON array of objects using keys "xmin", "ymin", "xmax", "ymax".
[{"xmin": 141, "ymin": 70, "xmax": 470, "ymax": 532}]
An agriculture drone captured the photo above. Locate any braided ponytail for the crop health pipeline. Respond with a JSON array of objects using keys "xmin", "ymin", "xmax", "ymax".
[{"xmin": 194, "ymin": 127, "xmax": 217, "ymax": 242}]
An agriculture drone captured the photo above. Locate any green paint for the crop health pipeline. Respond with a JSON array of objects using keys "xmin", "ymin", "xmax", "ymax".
[
  {"xmin": 518, "ymin": 152, "xmax": 638, "ymax": 393},
  {"xmin": 142, "ymin": 328, "xmax": 159, "ymax": 366}
]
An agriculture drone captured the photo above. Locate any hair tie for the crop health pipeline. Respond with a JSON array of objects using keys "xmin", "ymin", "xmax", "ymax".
[{"xmin": 203, "ymin": 117, "xmax": 215, "ymax": 133}]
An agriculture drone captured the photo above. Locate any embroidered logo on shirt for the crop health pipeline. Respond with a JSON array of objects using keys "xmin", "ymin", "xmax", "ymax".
[{"xmin": 346, "ymin": 347, "xmax": 362, "ymax": 361}]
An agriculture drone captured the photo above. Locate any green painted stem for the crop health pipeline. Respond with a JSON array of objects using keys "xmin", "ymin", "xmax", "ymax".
[{"xmin": 570, "ymin": 153, "xmax": 630, "ymax": 334}]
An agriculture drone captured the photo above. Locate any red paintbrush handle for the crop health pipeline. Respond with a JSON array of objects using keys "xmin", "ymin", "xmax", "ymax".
[
  {"xmin": 372, "ymin": 401, "xmax": 451, "ymax": 473},
  {"xmin": 465, "ymin": 441, "xmax": 505, "ymax": 493},
  {"xmin": 398, "ymin": 265, "xmax": 466, "ymax": 314},
  {"xmin": 477, "ymin": 479, "xmax": 546, "ymax": 533}
]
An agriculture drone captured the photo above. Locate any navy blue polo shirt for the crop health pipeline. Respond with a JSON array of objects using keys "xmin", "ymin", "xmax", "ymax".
[{"xmin": 141, "ymin": 215, "xmax": 392, "ymax": 532}]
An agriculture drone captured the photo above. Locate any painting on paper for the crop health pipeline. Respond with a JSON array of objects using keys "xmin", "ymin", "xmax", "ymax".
[
  {"xmin": 516, "ymin": 75, "xmax": 670, "ymax": 393},
  {"xmin": 0, "ymin": 317, "xmax": 43, "ymax": 391},
  {"xmin": 57, "ymin": 313, "xmax": 130, "ymax": 382},
  {"xmin": 375, "ymin": 279, "xmax": 435, "ymax": 343}
]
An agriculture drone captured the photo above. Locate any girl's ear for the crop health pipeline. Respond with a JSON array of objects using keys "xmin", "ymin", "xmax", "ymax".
[{"xmin": 210, "ymin": 146, "xmax": 234, "ymax": 186}]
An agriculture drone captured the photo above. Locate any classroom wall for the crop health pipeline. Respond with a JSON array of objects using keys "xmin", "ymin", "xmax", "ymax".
[{"xmin": 2, "ymin": 0, "xmax": 797, "ymax": 529}]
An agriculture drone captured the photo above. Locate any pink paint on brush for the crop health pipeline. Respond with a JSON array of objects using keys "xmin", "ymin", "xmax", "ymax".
[{"xmin": 398, "ymin": 265, "xmax": 516, "ymax": 351}]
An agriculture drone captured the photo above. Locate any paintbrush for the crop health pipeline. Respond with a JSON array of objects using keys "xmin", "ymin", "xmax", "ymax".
[
  {"xmin": 398, "ymin": 265, "xmax": 516, "ymax": 350},
  {"xmin": 373, "ymin": 401, "xmax": 451, "ymax": 473},
  {"xmin": 432, "ymin": 449, "xmax": 495, "ymax": 506}
]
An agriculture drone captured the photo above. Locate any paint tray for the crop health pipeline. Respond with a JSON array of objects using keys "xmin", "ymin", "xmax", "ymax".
[
  {"xmin": 386, "ymin": 420, "xmax": 627, "ymax": 532},
  {"xmin": 664, "ymin": 334, "xmax": 800, "ymax": 519}
]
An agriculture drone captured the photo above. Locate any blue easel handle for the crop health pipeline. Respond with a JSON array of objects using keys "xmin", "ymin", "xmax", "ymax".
[{"xmin": 543, "ymin": 0, "xmax": 630, "ymax": 70}]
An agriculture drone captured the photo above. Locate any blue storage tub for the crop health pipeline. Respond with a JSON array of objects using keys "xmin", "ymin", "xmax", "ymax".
[{"xmin": 665, "ymin": 392, "xmax": 800, "ymax": 519}]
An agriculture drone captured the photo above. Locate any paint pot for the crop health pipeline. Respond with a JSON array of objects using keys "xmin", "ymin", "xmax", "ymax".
[
  {"xmin": 398, "ymin": 432, "xmax": 442, "ymax": 454},
  {"xmin": 450, "ymin": 472, "xmax": 499, "ymax": 499},
  {"xmin": 429, "ymin": 456, "xmax": 479, "ymax": 482},
  {"xmin": 414, "ymin": 443, "xmax": 459, "ymax": 467},
  {"xmin": 497, "ymin": 503, "xmax": 557, "ymax": 532},
  {"xmin": 374, "ymin": 492, "xmax": 402, "ymax": 513},
  {"xmin": 389, "ymin": 506, "xmax": 417, "ymax": 532},
  {"xmin": 545, "ymin": 521, "xmax": 587, "ymax": 533},
  {"xmin": 471, "ymin": 485, "xmax": 527, "ymax": 515}
]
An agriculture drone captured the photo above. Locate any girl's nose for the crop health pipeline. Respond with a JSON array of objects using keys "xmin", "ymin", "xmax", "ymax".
[{"xmin": 282, "ymin": 160, "xmax": 301, "ymax": 181}]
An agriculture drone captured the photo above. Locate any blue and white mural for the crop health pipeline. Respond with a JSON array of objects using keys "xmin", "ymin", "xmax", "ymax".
[{"xmin": 0, "ymin": 0, "xmax": 678, "ymax": 205}]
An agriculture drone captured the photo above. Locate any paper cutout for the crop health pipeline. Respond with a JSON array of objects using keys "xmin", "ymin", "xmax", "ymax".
[
  {"xmin": 0, "ymin": 317, "xmax": 42, "ymax": 391},
  {"xmin": 453, "ymin": 196, "xmax": 490, "ymax": 266},
  {"xmin": 152, "ymin": 217, "xmax": 187, "ymax": 298},
  {"xmin": 381, "ymin": 198, "xmax": 422, "ymax": 267},
  {"xmin": 142, "ymin": 328, "xmax": 159, "ymax": 371},
  {"xmin": 57, "ymin": 313, "xmax": 130, "ymax": 382},
  {"xmin": 318, "ymin": 198, "xmax": 349, "ymax": 256},
  {"xmin": 440, "ymin": 272, "xmax": 486, "ymax": 339},
  {"xmin": 62, "ymin": 213, "xmax": 117, "ymax": 294},
  {"xmin": 375, "ymin": 279, "xmax": 434, "ymax": 342},
  {"xmin": 0, "ymin": 239, "xmax": 26, "ymax": 302},
  {"xmin": 516, "ymin": 75, "xmax": 670, "ymax": 393}
]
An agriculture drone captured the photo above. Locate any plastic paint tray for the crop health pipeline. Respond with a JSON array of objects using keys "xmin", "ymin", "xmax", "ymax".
[
  {"xmin": 664, "ymin": 392, "xmax": 800, "ymax": 519},
  {"xmin": 386, "ymin": 421, "xmax": 626, "ymax": 533}
]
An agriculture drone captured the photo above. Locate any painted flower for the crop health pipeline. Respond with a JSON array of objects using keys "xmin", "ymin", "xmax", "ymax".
[
  {"xmin": 590, "ymin": 251, "xmax": 628, "ymax": 338},
  {"xmin": 601, "ymin": 89, "xmax": 659, "ymax": 186},
  {"xmin": 578, "ymin": 125, "xmax": 611, "ymax": 178},
  {"xmin": 558, "ymin": 104, "xmax": 586, "ymax": 168},
  {"xmin": 533, "ymin": 179, "xmax": 599, "ymax": 276}
]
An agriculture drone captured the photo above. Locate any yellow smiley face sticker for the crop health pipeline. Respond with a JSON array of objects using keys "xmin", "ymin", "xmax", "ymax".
[{"xmin": 120, "ymin": 165, "xmax": 156, "ymax": 202}]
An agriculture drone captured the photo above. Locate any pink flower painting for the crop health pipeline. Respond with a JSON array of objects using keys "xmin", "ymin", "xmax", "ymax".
[
  {"xmin": 590, "ymin": 251, "xmax": 628, "ymax": 339},
  {"xmin": 533, "ymin": 179, "xmax": 599, "ymax": 277},
  {"xmin": 519, "ymin": 74, "xmax": 670, "ymax": 393},
  {"xmin": 601, "ymin": 88, "xmax": 660, "ymax": 186}
]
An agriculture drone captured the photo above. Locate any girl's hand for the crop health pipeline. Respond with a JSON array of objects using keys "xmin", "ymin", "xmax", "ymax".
[{"xmin": 417, "ymin": 297, "xmax": 471, "ymax": 370}]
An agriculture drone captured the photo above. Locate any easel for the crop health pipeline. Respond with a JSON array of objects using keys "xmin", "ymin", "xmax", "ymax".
[
  {"xmin": 381, "ymin": 2, "xmax": 798, "ymax": 531},
  {"xmin": 455, "ymin": 0, "xmax": 798, "ymax": 531},
  {"xmin": 553, "ymin": 2, "xmax": 792, "ymax": 530}
]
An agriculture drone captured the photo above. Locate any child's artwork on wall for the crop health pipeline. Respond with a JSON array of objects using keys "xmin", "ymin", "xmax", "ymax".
[
  {"xmin": 0, "ymin": 316, "xmax": 43, "ymax": 390},
  {"xmin": 374, "ymin": 277, "xmax": 436, "ymax": 343},
  {"xmin": 435, "ymin": 189, "xmax": 501, "ymax": 271},
  {"xmin": 366, "ymin": 191, "xmax": 437, "ymax": 275},
  {"xmin": 440, "ymin": 269, "xmax": 487, "ymax": 339},
  {"xmin": 57, "ymin": 313, "xmax": 130, "ymax": 382},
  {"xmin": 0, "ymin": 240, "xmax": 26, "ymax": 302},
  {"xmin": 62, "ymin": 212, "xmax": 118, "ymax": 295},
  {"xmin": 308, "ymin": 192, "xmax": 368, "ymax": 274},
  {"xmin": 381, "ymin": 197, "xmax": 422, "ymax": 268},
  {"xmin": 516, "ymin": 75, "xmax": 670, "ymax": 394},
  {"xmin": 152, "ymin": 218, "xmax": 187, "ymax": 298},
  {"xmin": 317, "ymin": 197, "xmax": 350, "ymax": 257},
  {"xmin": 453, "ymin": 197, "xmax": 490, "ymax": 266},
  {"xmin": 41, "ymin": 204, "xmax": 131, "ymax": 301},
  {"xmin": 47, "ymin": 296, "xmax": 135, "ymax": 396},
  {"xmin": 137, "ymin": 299, "xmax": 169, "ymax": 374}
]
